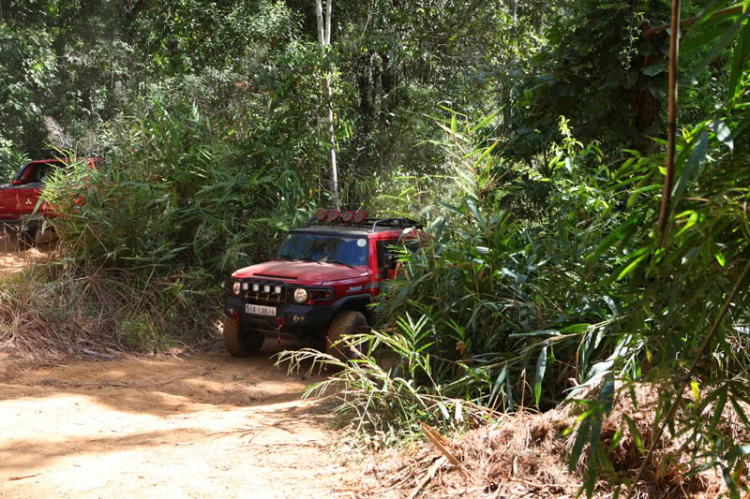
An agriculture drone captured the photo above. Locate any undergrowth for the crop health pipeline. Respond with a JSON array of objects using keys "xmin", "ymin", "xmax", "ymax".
[{"xmin": 0, "ymin": 259, "xmax": 219, "ymax": 354}]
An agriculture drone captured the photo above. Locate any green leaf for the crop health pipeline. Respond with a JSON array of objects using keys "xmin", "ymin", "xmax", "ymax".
[
  {"xmin": 725, "ymin": 444, "xmax": 750, "ymax": 461},
  {"xmin": 589, "ymin": 215, "xmax": 639, "ymax": 261},
  {"xmin": 489, "ymin": 365, "xmax": 507, "ymax": 407},
  {"xmin": 616, "ymin": 253, "xmax": 648, "ymax": 281},
  {"xmin": 711, "ymin": 119, "xmax": 734, "ymax": 150},
  {"xmin": 465, "ymin": 198, "xmax": 487, "ymax": 232},
  {"xmin": 642, "ymin": 62, "xmax": 667, "ymax": 76},
  {"xmin": 623, "ymin": 414, "xmax": 645, "ymax": 455},
  {"xmin": 533, "ymin": 346, "xmax": 548, "ymax": 407},
  {"xmin": 470, "ymin": 111, "xmax": 499, "ymax": 133},
  {"xmin": 598, "ymin": 377, "xmax": 615, "ymax": 413},
  {"xmin": 682, "ymin": 21, "xmax": 734, "ymax": 53},
  {"xmin": 728, "ymin": 16, "xmax": 750, "ymax": 102},
  {"xmin": 672, "ymin": 131, "xmax": 708, "ymax": 208},
  {"xmin": 690, "ymin": 9, "xmax": 750, "ymax": 79},
  {"xmin": 569, "ymin": 415, "xmax": 591, "ymax": 471},
  {"xmin": 589, "ymin": 414, "xmax": 603, "ymax": 454},
  {"xmin": 561, "ymin": 323, "xmax": 591, "ymax": 334}
]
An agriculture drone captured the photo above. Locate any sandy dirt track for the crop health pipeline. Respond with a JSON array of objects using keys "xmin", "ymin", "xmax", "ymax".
[
  {"xmin": 0, "ymin": 232, "xmax": 53, "ymax": 273},
  {"xmin": 0, "ymin": 348, "xmax": 352, "ymax": 498}
]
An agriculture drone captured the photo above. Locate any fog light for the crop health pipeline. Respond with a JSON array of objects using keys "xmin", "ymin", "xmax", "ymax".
[
  {"xmin": 274, "ymin": 285, "xmax": 282, "ymax": 294},
  {"xmin": 293, "ymin": 288, "xmax": 308, "ymax": 303},
  {"xmin": 242, "ymin": 282, "xmax": 249, "ymax": 291},
  {"xmin": 253, "ymin": 283, "xmax": 260, "ymax": 292},
  {"xmin": 263, "ymin": 285, "xmax": 271, "ymax": 293}
]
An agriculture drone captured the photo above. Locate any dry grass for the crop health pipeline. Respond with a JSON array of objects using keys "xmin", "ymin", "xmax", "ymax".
[
  {"xmin": 0, "ymin": 240, "xmax": 220, "ymax": 358},
  {"xmin": 348, "ymin": 383, "xmax": 744, "ymax": 498}
]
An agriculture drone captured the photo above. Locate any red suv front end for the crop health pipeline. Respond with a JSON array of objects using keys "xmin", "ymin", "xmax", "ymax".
[{"xmin": 223, "ymin": 212, "xmax": 422, "ymax": 359}]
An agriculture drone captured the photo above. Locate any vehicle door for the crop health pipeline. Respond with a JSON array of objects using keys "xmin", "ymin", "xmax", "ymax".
[
  {"xmin": 0, "ymin": 161, "xmax": 33, "ymax": 220},
  {"xmin": 16, "ymin": 161, "xmax": 59, "ymax": 217},
  {"xmin": 0, "ymin": 185, "xmax": 17, "ymax": 220}
]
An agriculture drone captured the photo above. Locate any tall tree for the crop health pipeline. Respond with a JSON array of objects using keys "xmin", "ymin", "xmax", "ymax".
[{"xmin": 315, "ymin": 0, "xmax": 340, "ymax": 209}]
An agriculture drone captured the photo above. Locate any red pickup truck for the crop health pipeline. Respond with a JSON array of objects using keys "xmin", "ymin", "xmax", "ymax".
[{"xmin": 0, "ymin": 158, "xmax": 96, "ymax": 244}]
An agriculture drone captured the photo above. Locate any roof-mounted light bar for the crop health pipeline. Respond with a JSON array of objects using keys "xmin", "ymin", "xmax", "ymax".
[{"xmin": 306, "ymin": 209, "xmax": 422, "ymax": 231}]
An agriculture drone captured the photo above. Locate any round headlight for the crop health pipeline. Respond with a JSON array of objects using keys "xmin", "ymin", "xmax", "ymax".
[
  {"xmin": 232, "ymin": 281, "xmax": 241, "ymax": 295},
  {"xmin": 293, "ymin": 288, "xmax": 308, "ymax": 303}
]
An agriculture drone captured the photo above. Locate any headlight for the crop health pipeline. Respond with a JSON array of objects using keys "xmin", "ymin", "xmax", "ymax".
[
  {"xmin": 232, "ymin": 281, "xmax": 241, "ymax": 295},
  {"xmin": 293, "ymin": 288, "xmax": 308, "ymax": 303}
]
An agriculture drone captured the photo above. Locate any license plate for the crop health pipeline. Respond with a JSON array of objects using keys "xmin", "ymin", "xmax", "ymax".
[{"xmin": 245, "ymin": 304, "xmax": 276, "ymax": 317}]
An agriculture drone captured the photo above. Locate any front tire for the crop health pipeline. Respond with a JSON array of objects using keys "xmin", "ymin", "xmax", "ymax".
[
  {"xmin": 326, "ymin": 310, "xmax": 368, "ymax": 361},
  {"xmin": 223, "ymin": 317, "xmax": 265, "ymax": 356}
]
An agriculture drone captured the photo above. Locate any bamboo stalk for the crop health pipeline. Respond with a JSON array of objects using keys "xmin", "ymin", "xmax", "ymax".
[{"xmin": 658, "ymin": 0, "xmax": 681, "ymax": 246}]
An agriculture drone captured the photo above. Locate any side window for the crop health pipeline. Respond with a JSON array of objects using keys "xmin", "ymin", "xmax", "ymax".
[{"xmin": 376, "ymin": 240, "xmax": 396, "ymax": 269}]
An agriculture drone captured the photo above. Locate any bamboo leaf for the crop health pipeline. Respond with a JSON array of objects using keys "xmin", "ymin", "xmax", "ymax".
[
  {"xmin": 672, "ymin": 131, "xmax": 708, "ymax": 208},
  {"xmin": 569, "ymin": 415, "xmax": 592, "ymax": 471},
  {"xmin": 623, "ymin": 414, "xmax": 645, "ymax": 455},
  {"xmin": 728, "ymin": 15, "xmax": 750, "ymax": 102},
  {"xmin": 690, "ymin": 9, "xmax": 750, "ymax": 79}
]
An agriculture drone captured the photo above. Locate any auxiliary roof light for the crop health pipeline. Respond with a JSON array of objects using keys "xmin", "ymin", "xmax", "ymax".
[
  {"xmin": 314, "ymin": 208, "xmax": 328, "ymax": 221},
  {"xmin": 341, "ymin": 210, "xmax": 354, "ymax": 223},
  {"xmin": 353, "ymin": 210, "xmax": 366, "ymax": 223},
  {"xmin": 327, "ymin": 209, "xmax": 340, "ymax": 221}
]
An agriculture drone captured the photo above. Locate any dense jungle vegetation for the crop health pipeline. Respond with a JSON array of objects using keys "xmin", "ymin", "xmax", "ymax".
[{"xmin": 2, "ymin": 0, "xmax": 750, "ymax": 495}]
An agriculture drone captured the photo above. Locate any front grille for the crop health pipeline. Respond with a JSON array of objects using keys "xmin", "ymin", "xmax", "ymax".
[{"xmin": 232, "ymin": 278, "xmax": 288, "ymax": 306}]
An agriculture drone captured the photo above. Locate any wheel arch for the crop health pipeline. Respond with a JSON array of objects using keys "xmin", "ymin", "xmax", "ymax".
[{"xmin": 332, "ymin": 294, "xmax": 374, "ymax": 323}]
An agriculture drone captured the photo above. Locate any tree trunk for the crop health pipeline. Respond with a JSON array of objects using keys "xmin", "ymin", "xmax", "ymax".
[{"xmin": 314, "ymin": 0, "xmax": 340, "ymax": 210}]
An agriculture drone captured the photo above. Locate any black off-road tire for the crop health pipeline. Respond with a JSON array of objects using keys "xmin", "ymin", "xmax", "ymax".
[
  {"xmin": 326, "ymin": 310, "xmax": 368, "ymax": 361},
  {"xmin": 223, "ymin": 317, "xmax": 265, "ymax": 356}
]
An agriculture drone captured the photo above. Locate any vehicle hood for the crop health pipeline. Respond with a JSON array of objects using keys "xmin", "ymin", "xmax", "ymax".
[{"xmin": 231, "ymin": 260, "xmax": 370, "ymax": 284}]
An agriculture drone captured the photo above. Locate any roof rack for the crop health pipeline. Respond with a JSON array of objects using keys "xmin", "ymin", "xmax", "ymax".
[{"xmin": 305, "ymin": 216, "xmax": 423, "ymax": 232}]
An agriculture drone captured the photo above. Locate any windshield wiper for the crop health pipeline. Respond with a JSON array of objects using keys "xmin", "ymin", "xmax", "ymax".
[{"xmin": 276, "ymin": 254, "xmax": 296, "ymax": 260}]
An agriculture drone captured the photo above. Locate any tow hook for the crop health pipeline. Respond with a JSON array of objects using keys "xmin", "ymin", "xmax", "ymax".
[{"xmin": 232, "ymin": 310, "xmax": 240, "ymax": 322}]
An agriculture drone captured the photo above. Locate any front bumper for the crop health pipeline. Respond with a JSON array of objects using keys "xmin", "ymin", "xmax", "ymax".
[{"xmin": 224, "ymin": 295, "xmax": 336, "ymax": 339}]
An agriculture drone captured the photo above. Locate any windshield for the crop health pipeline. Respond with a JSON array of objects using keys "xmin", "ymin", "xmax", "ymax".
[{"xmin": 276, "ymin": 233, "xmax": 369, "ymax": 267}]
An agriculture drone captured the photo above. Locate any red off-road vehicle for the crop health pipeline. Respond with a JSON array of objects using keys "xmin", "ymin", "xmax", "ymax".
[
  {"xmin": 0, "ymin": 158, "xmax": 97, "ymax": 244},
  {"xmin": 223, "ymin": 209, "xmax": 423, "ymax": 359}
]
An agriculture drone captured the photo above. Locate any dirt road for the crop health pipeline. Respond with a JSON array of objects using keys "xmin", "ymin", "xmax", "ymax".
[
  {"xmin": 0, "ymin": 232, "xmax": 52, "ymax": 273},
  {"xmin": 0, "ymin": 348, "xmax": 352, "ymax": 498}
]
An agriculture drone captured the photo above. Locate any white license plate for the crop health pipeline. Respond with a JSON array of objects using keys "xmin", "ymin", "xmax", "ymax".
[{"xmin": 245, "ymin": 304, "xmax": 276, "ymax": 317}]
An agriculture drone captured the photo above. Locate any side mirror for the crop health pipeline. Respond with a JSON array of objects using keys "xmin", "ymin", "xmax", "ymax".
[{"xmin": 382, "ymin": 252, "xmax": 398, "ymax": 271}]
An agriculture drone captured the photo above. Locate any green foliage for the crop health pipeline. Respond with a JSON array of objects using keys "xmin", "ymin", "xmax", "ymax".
[
  {"xmin": 44, "ymin": 93, "xmax": 312, "ymax": 273},
  {"xmin": 276, "ymin": 314, "xmax": 496, "ymax": 442}
]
